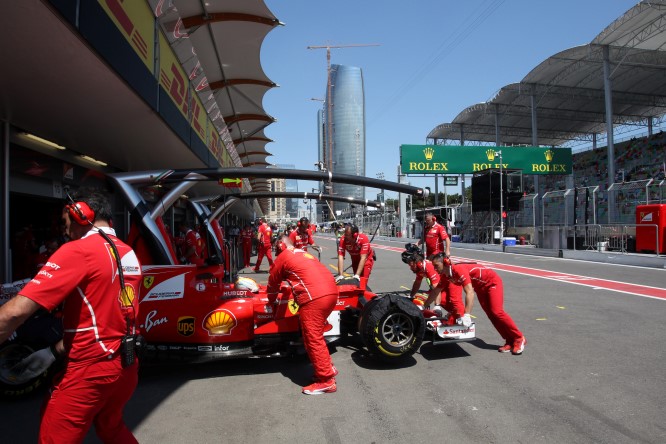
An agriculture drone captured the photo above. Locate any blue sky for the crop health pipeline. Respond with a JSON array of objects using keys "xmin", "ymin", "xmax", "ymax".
[{"xmin": 260, "ymin": 0, "xmax": 637, "ymax": 198}]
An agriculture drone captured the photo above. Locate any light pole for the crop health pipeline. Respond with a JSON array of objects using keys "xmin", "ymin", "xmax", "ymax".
[{"xmin": 495, "ymin": 150, "xmax": 504, "ymax": 241}]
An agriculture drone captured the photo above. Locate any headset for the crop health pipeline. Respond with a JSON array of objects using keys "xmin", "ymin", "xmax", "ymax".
[
  {"xmin": 298, "ymin": 217, "xmax": 309, "ymax": 228},
  {"xmin": 66, "ymin": 200, "xmax": 95, "ymax": 226},
  {"xmin": 350, "ymin": 224, "xmax": 359, "ymax": 239}
]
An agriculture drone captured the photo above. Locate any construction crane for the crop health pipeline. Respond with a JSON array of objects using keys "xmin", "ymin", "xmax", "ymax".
[{"xmin": 307, "ymin": 43, "xmax": 380, "ymax": 222}]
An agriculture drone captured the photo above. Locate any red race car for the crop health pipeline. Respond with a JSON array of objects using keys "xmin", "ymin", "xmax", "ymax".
[{"xmin": 0, "ymin": 168, "xmax": 474, "ymax": 398}]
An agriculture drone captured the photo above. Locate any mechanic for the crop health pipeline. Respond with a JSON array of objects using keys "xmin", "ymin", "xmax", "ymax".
[
  {"xmin": 289, "ymin": 217, "xmax": 321, "ymax": 253},
  {"xmin": 268, "ymin": 236, "xmax": 338, "ymax": 395},
  {"xmin": 0, "ymin": 189, "xmax": 142, "ymax": 442},
  {"xmin": 336, "ymin": 224, "xmax": 374, "ymax": 284},
  {"xmin": 253, "ymin": 217, "xmax": 274, "ymax": 272},
  {"xmin": 179, "ymin": 221, "xmax": 204, "ymax": 265},
  {"xmin": 240, "ymin": 224, "xmax": 254, "ymax": 268},
  {"xmin": 416, "ymin": 212, "xmax": 451, "ymax": 258},
  {"xmin": 402, "ymin": 245, "xmax": 467, "ymax": 325},
  {"xmin": 431, "ymin": 254, "xmax": 526, "ymax": 355}
]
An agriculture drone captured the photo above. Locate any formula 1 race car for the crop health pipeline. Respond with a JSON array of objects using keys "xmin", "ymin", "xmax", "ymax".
[{"xmin": 0, "ymin": 168, "xmax": 474, "ymax": 398}]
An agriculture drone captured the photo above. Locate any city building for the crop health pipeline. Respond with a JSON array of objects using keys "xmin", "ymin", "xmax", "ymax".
[{"xmin": 321, "ymin": 64, "xmax": 366, "ymax": 215}]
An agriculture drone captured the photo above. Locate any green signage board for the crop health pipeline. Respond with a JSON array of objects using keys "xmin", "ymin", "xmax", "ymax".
[
  {"xmin": 443, "ymin": 176, "xmax": 459, "ymax": 186},
  {"xmin": 400, "ymin": 145, "xmax": 572, "ymax": 175}
]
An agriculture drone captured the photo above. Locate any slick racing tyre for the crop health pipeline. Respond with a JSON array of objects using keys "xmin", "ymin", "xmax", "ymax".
[
  {"xmin": 0, "ymin": 343, "xmax": 54, "ymax": 399},
  {"xmin": 359, "ymin": 294, "xmax": 425, "ymax": 362},
  {"xmin": 336, "ymin": 276, "xmax": 372, "ymax": 292}
]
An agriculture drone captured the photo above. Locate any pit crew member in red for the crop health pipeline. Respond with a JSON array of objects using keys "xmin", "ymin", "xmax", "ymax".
[
  {"xmin": 336, "ymin": 225, "xmax": 374, "ymax": 283},
  {"xmin": 432, "ymin": 254, "xmax": 525, "ymax": 355},
  {"xmin": 179, "ymin": 222, "xmax": 204, "ymax": 265},
  {"xmin": 416, "ymin": 212, "xmax": 451, "ymax": 258},
  {"xmin": 240, "ymin": 225, "xmax": 254, "ymax": 268},
  {"xmin": 402, "ymin": 247, "xmax": 465, "ymax": 324},
  {"xmin": 254, "ymin": 217, "xmax": 274, "ymax": 271},
  {"xmin": 268, "ymin": 236, "xmax": 338, "ymax": 395},
  {"xmin": 0, "ymin": 189, "xmax": 142, "ymax": 443},
  {"xmin": 289, "ymin": 217, "xmax": 321, "ymax": 253}
]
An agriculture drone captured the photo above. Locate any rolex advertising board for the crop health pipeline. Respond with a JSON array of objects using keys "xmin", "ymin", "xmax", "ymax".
[{"xmin": 400, "ymin": 145, "xmax": 572, "ymax": 175}]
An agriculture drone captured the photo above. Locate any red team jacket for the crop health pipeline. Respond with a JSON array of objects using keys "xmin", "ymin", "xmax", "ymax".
[
  {"xmin": 267, "ymin": 247, "xmax": 337, "ymax": 305},
  {"xmin": 337, "ymin": 232, "xmax": 374, "ymax": 263},
  {"xmin": 438, "ymin": 262, "xmax": 500, "ymax": 293},
  {"xmin": 289, "ymin": 228, "xmax": 314, "ymax": 250},
  {"xmin": 19, "ymin": 228, "xmax": 142, "ymax": 362},
  {"xmin": 423, "ymin": 221, "xmax": 449, "ymax": 256}
]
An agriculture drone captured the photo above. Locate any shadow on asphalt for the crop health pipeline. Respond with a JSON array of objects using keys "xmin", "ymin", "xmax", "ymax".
[{"xmin": 418, "ymin": 342, "xmax": 471, "ymax": 360}]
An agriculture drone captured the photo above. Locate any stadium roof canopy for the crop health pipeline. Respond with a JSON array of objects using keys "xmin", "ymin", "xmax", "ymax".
[
  {"xmin": 428, "ymin": 0, "xmax": 666, "ymax": 147},
  {"xmin": 165, "ymin": 0, "xmax": 282, "ymax": 208}
]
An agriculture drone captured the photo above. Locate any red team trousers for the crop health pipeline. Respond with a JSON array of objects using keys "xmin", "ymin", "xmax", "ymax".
[
  {"xmin": 39, "ymin": 358, "xmax": 139, "ymax": 443},
  {"xmin": 298, "ymin": 293, "xmax": 338, "ymax": 382},
  {"xmin": 476, "ymin": 279, "xmax": 522, "ymax": 342}
]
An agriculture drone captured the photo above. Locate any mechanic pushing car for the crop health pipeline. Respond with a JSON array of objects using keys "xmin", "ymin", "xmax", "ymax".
[
  {"xmin": 336, "ymin": 224, "xmax": 374, "ymax": 284},
  {"xmin": 402, "ymin": 244, "xmax": 468, "ymax": 326},
  {"xmin": 268, "ymin": 236, "xmax": 338, "ymax": 395},
  {"xmin": 0, "ymin": 189, "xmax": 142, "ymax": 442},
  {"xmin": 431, "ymin": 254, "xmax": 526, "ymax": 355},
  {"xmin": 289, "ymin": 217, "xmax": 321, "ymax": 253}
]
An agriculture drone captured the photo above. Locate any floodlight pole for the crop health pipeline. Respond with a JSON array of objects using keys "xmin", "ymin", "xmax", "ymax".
[{"xmin": 496, "ymin": 150, "xmax": 504, "ymax": 241}]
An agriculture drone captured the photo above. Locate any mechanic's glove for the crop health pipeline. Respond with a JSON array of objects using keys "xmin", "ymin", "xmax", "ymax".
[
  {"xmin": 353, "ymin": 274, "xmax": 360, "ymax": 281},
  {"xmin": 335, "ymin": 274, "xmax": 345, "ymax": 283},
  {"xmin": 15, "ymin": 346, "xmax": 57, "ymax": 381},
  {"xmin": 456, "ymin": 314, "xmax": 472, "ymax": 327}
]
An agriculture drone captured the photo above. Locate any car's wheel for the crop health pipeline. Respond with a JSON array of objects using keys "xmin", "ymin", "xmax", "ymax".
[
  {"xmin": 359, "ymin": 294, "xmax": 425, "ymax": 362},
  {"xmin": 0, "ymin": 343, "xmax": 54, "ymax": 399}
]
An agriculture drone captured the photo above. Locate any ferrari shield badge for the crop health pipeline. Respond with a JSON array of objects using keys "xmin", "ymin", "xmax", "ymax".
[{"xmin": 288, "ymin": 299, "xmax": 300, "ymax": 315}]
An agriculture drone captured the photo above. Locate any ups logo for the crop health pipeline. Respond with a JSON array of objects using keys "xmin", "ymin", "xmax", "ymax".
[{"xmin": 177, "ymin": 316, "xmax": 195, "ymax": 336}]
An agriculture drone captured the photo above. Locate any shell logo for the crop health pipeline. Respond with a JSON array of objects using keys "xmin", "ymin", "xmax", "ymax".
[
  {"xmin": 119, "ymin": 285, "xmax": 135, "ymax": 307},
  {"xmin": 203, "ymin": 309, "xmax": 237, "ymax": 335}
]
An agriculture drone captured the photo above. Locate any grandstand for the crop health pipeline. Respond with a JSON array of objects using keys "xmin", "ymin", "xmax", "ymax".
[{"xmin": 425, "ymin": 1, "xmax": 666, "ymax": 253}]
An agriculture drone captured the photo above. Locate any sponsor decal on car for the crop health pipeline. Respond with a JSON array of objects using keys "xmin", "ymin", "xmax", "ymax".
[
  {"xmin": 142, "ymin": 309, "xmax": 168, "ymax": 332},
  {"xmin": 196, "ymin": 282, "xmax": 206, "ymax": 292},
  {"xmin": 202, "ymin": 309, "xmax": 237, "ymax": 336},
  {"xmin": 220, "ymin": 290, "xmax": 252, "ymax": 298},
  {"xmin": 198, "ymin": 345, "xmax": 213, "ymax": 352},
  {"xmin": 142, "ymin": 273, "xmax": 186, "ymax": 301},
  {"xmin": 177, "ymin": 316, "xmax": 195, "ymax": 336},
  {"xmin": 214, "ymin": 345, "xmax": 230, "ymax": 351},
  {"xmin": 288, "ymin": 299, "xmax": 299, "ymax": 315}
]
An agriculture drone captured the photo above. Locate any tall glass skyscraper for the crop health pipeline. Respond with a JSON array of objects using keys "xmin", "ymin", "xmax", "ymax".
[{"xmin": 322, "ymin": 64, "xmax": 366, "ymax": 214}]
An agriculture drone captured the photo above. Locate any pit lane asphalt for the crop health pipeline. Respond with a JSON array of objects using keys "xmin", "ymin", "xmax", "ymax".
[{"xmin": 3, "ymin": 235, "xmax": 665, "ymax": 443}]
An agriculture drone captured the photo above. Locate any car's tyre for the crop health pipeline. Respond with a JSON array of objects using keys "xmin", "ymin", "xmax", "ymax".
[
  {"xmin": 336, "ymin": 276, "xmax": 372, "ymax": 292},
  {"xmin": 359, "ymin": 294, "xmax": 425, "ymax": 362},
  {"xmin": 0, "ymin": 343, "xmax": 54, "ymax": 399}
]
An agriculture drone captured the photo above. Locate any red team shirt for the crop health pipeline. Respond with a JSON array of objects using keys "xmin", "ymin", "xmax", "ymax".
[
  {"xmin": 439, "ymin": 262, "xmax": 499, "ymax": 293},
  {"xmin": 423, "ymin": 221, "xmax": 449, "ymax": 256},
  {"xmin": 337, "ymin": 232, "xmax": 374, "ymax": 261},
  {"xmin": 410, "ymin": 259, "xmax": 441, "ymax": 289},
  {"xmin": 289, "ymin": 228, "xmax": 314, "ymax": 250},
  {"xmin": 258, "ymin": 222, "xmax": 273, "ymax": 247},
  {"xmin": 19, "ymin": 228, "xmax": 142, "ymax": 362},
  {"xmin": 267, "ymin": 247, "xmax": 338, "ymax": 305}
]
